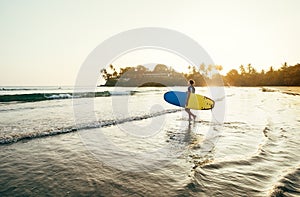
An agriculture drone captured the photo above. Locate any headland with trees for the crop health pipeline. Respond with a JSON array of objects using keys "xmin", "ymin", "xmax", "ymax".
[{"xmin": 100, "ymin": 62, "xmax": 300, "ymax": 87}]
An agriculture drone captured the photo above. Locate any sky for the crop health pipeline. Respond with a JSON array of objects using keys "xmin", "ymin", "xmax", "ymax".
[{"xmin": 0, "ymin": 0, "xmax": 299, "ymax": 86}]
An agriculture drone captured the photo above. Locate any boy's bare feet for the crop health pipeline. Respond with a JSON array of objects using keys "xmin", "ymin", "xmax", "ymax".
[{"xmin": 193, "ymin": 115, "xmax": 196, "ymax": 120}]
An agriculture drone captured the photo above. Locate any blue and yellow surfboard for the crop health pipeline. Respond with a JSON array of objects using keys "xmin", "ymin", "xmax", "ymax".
[{"xmin": 164, "ymin": 91, "xmax": 214, "ymax": 110}]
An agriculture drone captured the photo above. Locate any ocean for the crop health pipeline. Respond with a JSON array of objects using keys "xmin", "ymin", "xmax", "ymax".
[{"xmin": 0, "ymin": 86, "xmax": 299, "ymax": 196}]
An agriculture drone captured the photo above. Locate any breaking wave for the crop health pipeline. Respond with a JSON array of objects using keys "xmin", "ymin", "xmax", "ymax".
[
  {"xmin": 0, "ymin": 91, "xmax": 137, "ymax": 103},
  {"xmin": 0, "ymin": 109, "xmax": 182, "ymax": 145}
]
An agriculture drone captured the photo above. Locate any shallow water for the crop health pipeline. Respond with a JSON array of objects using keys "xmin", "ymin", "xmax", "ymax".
[{"xmin": 0, "ymin": 86, "xmax": 299, "ymax": 196}]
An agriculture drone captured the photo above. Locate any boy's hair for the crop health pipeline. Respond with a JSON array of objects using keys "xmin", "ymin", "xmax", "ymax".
[{"xmin": 189, "ymin": 79, "xmax": 195, "ymax": 85}]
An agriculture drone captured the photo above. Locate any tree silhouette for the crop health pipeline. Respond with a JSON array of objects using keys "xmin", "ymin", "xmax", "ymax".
[
  {"xmin": 153, "ymin": 64, "xmax": 168, "ymax": 72},
  {"xmin": 100, "ymin": 63, "xmax": 300, "ymax": 87},
  {"xmin": 224, "ymin": 63, "xmax": 300, "ymax": 86}
]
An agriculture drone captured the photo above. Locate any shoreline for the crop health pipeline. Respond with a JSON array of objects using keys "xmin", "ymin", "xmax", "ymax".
[{"xmin": 262, "ymin": 86, "xmax": 300, "ymax": 95}]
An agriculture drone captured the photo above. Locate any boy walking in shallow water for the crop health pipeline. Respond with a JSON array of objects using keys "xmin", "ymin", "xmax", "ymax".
[{"xmin": 185, "ymin": 79, "xmax": 197, "ymax": 121}]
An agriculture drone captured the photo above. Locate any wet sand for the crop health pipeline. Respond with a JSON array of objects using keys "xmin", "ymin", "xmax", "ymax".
[{"xmin": 262, "ymin": 86, "xmax": 300, "ymax": 96}]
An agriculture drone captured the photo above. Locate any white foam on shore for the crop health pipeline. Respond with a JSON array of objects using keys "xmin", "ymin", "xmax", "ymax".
[{"xmin": 0, "ymin": 109, "xmax": 182, "ymax": 145}]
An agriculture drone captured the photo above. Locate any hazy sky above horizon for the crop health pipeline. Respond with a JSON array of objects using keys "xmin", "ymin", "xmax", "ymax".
[{"xmin": 0, "ymin": 0, "xmax": 299, "ymax": 86}]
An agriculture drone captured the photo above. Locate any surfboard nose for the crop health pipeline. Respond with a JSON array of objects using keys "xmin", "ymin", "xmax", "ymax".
[{"xmin": 164, "ymin": 91, "xmax": 186, "ymax": 107}]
